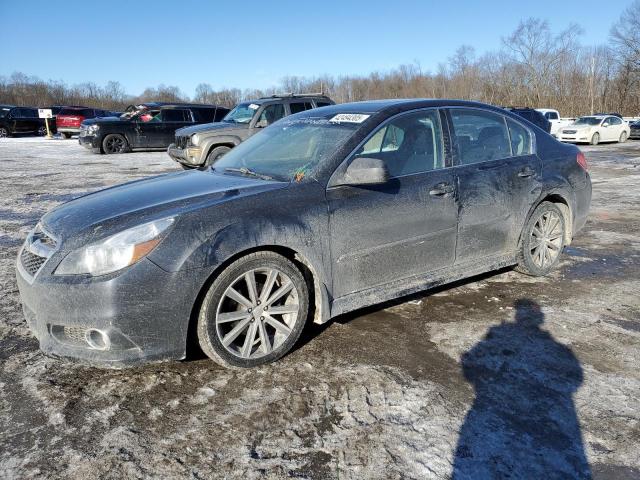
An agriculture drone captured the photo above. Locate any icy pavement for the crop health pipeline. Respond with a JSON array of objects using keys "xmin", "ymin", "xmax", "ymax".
[{"xmin": 1, "ymin": 137, "xmax": 639, "ymax": 479}]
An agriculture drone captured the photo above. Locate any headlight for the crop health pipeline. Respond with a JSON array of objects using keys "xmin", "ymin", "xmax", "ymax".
[
  {"xmin": 55, "ymin": 217, "xmax": 174, "ymax": 276},
  {"xmin": 191, "ymin": 134, "xmax": 200, "ymax": 146},
  {"xmin": 87, "ymin": 124, "xmax": 99, "ymax": 134}
]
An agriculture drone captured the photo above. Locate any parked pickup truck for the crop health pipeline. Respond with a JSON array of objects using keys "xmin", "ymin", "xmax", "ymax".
[
  {"xmin": 168, "ymin": 93, "xmax": 334, "ymax": 169},
  {"xmin": 535, "ymin": 109, "xmax": 574, "ymax": 137}
]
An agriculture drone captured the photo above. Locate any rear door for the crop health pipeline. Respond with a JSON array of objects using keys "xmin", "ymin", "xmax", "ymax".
[
  {"xmin": 156, "ymin": 109, "xmax": 193, "ymax": 147},
  {"xmin": 327, "ymin": 108, "xmax": 458, "ymax": 298},
  {"xmin": 448, "ymin": 108, "xmax": 542, "ymax": 263}
]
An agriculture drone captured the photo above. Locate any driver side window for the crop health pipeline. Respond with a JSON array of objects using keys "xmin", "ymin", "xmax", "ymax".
[
  {"xmin": 353, "ymin": 110, "xmax": 444, "ymax": 177},
  {"xmin": 257, "ymin": 104, "xmax": 285, "ymax": 127}
]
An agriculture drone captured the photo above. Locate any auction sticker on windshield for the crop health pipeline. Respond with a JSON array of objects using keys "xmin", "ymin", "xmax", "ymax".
[
  {"xmin": 329, "ymin": 113, "xmax": 370, "ymax": 123},
  {"xmin": 249, "ymin": 104, "xmax": 259, "ymax": 110}
]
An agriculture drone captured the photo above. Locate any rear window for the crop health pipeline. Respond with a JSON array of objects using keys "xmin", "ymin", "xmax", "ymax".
[
  {"xmin": 316, "ymin": 101, "xmax": 331, "ymax": 108},
  {"xmin": 162, "ymin": 109, "xmax": 192, "ymax": 122},
  {"xmin": 59, "ymin": 108, "xmax": 93, "ymax": 117}
]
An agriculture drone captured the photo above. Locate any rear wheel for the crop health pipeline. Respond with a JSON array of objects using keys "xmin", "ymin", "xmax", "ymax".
[
  {"xmin": 516, "ymin": 202, "xmax": 566, "ymax": 276},
  {"xmin": 102, "ymin": 134, "xmax": 128, "ymax": 154},
  {"xmin": 0, "ymin": 127, "xmax": 9, "ymax": 138},
  {"xmin": 619, "ymin": 131, "xmax": 627, "ymax": 143},
  {"xmin": 37, "ymin": 126, "xmax": 47, "ymax": 136},
  {"xmin": 202, "ymin": 145, "xmax": 231, "ymax": 169},
  {"xmin": 197, "ymin": 251, "xmax": 309, "ymax": 368},
  {"xmin": 590, "ymin": 132, "xmax": 600, "ymax": 145},
  {"xmin": 61, "ymin": 132, "xmax": 72, "ymax": 139}
]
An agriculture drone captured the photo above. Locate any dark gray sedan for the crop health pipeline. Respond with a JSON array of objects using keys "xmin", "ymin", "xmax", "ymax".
[{"xmin": 16, "ymin": 99, "xmax": 591, "ymax": 368}]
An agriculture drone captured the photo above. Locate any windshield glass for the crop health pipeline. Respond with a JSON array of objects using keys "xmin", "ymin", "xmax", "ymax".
[
  {"xmin": 574, "ymin": 117, "xmax": 602, "ymax": 126},
  {"xmin": 223, "ymin": 102, "xmax": 260, "ymax": 124},
  {"xmin": 213, "ymin": 117, "xmax": 359, "ymax": 181}
]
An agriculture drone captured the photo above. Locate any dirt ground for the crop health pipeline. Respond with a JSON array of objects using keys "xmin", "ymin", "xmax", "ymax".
[{"xmin": 0, "ymin": 136, "xmax": 639, "ymax": 480}]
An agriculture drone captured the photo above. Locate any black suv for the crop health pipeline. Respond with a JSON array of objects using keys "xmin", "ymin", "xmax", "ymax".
[
  {"xmin": 168, "ymin": 94, "xmax": 334, "ymax": 169},
  {"xmin": 502, "ymin": 107, "xmax": 551, "ymax": 133},
  {"xmin": 79, "ymin": 103, "xmax": 230, "ymax": 154},
  {"xmin": 0, "ymin": 106, "xmax": 47, "ymax": 137}
]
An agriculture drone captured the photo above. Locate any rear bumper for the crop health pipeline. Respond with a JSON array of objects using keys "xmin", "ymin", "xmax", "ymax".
[
  {"xmin": 16, "ymin": 251, "xmax": 206, "ymax": 367},
  {"xmin": 573, "ymin": 174, "xmax": 592, "ymax": 236},
  {"xmin": 168, "ymin": 144, "xmax": 204, "ymax": 168},
  {"xmin": 58, "ymin": 127, "xmax": 81, "ymax": 134},
  {"xmin": 630, "ymin": 131, "xmax": 640, "ymax": 139}
]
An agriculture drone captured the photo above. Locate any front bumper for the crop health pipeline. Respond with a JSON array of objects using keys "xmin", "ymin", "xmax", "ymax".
[
  {"xmin": 78, "ymin": 133, "xmax": 101, "ymax": 152},
  {"xmin": 167, "ymin": 143, "xmax": 204, "ymax": 168},
  {"xmin": 559, "ymin": 131, "xmax": 591, "ymax": 143},
  {"xmin": 630, "ymin": 130, "xmax": 640, "ymax": 139},
  {"xmin": 16, "ymin": 250, "xmax": 205, "ymax": 367}
]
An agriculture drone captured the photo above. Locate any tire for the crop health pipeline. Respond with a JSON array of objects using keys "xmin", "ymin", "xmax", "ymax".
[
  {"xmin": 590, "ymin": 132, "xmax": 600, "ymax": 145},
  {"xmin": 62, "ymin": 132, "xmax": 72, "ymax": 139},
  {"xmin": 516, "ymin": 201, "xmax": 566, "ymax": 276},
  {"xmin": 102, "ymin": 134, "xmax": 128, "ymax": 154},
  {"xmin": 619, "ymin": 131, "xmax": 627, "ymax": 143},
  {"xmin": 37, "ymin": 126, "xmax": 47, "ymax": 136},
  {"xmin": 0, "ymin": 127, "xmax": 9, "ymax": 138},
  {"xmin": 202, "ymin": 145, "xmax": 231, "ymax": 169},
  {"xmin": 197, "ymin": 251, "xmax": 309, "ymax": 368}
]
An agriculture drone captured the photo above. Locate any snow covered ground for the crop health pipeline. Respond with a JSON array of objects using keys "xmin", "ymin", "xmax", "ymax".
[{"xmin": 1, "ymin": 136, "xmax": 639, "ymax": 479}]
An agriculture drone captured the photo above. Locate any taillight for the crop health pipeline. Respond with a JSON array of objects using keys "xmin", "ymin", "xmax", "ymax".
[{"xmin": 576, "ymin": 151, "xmax": 588, "ymax": 171}]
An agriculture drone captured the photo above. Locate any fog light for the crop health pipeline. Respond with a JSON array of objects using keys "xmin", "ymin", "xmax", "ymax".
[{"xmin": 85, "ymin": 329, "xmax": 110, "ymax": 350}]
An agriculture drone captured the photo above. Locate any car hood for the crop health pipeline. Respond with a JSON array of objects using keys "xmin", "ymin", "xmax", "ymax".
[
  {"xmin": 41, "ymin": 170, "xmax": 288, "ymax": 243},
  {"xmin": 176, "ymin": 121, "xmax": 248, "ymax": 137}
]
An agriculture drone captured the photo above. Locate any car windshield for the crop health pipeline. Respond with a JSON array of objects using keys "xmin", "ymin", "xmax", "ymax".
[
  {"xmin": 223, "ymin": 103, "xmax": 259, "ymax": 124},
  {"xmin": 212, "ymin": 117, "xmax": 359, "ymax": 181},
  {"xmin": 574, "ymin": 117, "xmax": 602, "ymax": 126}
]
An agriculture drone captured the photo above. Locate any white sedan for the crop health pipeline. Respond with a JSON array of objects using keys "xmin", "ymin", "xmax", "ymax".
[{"xmin": 558, "ymin": 115, "xmax": 630, "ymax": 145}]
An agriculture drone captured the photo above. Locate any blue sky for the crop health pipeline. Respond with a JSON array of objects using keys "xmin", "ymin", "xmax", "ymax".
[{"xmin": 0, "ymin": 0, "xmax": 632, "ymax": 97}]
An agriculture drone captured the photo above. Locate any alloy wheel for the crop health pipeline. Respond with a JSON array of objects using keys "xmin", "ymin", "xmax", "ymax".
[
  {"xmin": 215, "ymin": 267, "xmax": 300, "ymax": 359},
  {"xmin": 529, "ymin": 211, "xmax": 563, "ymax": 268},
  {"xmin": 0, "ymin": 128, "xmax": 7, "ymax": 138},
  {"xmin": 105, "ymin": 136, "xmax": 125, "ymax": 153}
]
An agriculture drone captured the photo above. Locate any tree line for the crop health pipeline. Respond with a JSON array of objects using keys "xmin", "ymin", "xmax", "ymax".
[{"xmin": 1, "ymin": 4, "xmax": 639, "ymax": 117}]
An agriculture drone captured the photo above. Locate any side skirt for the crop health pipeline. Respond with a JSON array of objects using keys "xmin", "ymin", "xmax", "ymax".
[{"xmin": 330, "ymin": 254, "xmax": 516, "ymax": 318}]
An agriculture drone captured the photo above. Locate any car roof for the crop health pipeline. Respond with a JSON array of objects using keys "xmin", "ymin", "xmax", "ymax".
[
  {"xmin": 295, "ymin": 98, "xmax": 513, "ymax": 117},
  {"xmin": 241, "ymin": 95, "xmax": 333, "ymax": 106}
]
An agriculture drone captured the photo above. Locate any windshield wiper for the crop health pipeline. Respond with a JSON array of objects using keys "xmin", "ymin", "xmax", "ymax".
[{"xmin": 224, "ymin": 167, "xmax": 273, "ymax": 181}]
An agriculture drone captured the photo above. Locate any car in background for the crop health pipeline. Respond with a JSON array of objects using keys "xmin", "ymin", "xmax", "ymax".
[
  {"xmin": 502, "ymin": 107, "xmax": 551, "ymax": 133},
  {"xmin": 168, "ymin": 93, "xmax": 334, "ymax": 169},
  {"xmin": 0, "ymin": 106, "xmax": 47, "ymax": 137},
  {"xmin": 559, "ymin": 115, "xmax": 630, "ymax": 145},
  {"xmin": 56, "ymin": 106, "xmax": 114, "ymax": 138},
  {"xmin": 79, "ymin": 103, "xmax": 229, "ymax": 154},
  {"xmin": 535, "ymin": 108, "xmax": 574, "ymax": 137},
  {"xmin": 630, "ymin": 120, "xmax": 640, "ymax": 140},
  {"xmin": 16, "ymin": 99, "xmax": 591, "ymax": 367}
]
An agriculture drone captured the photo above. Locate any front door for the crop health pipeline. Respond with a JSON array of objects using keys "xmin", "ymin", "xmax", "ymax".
[
  {"xmin": 327, "ymin": 109, "xmax": 458, "ymax": 298},
  {"xmin": 448, "ymin": 108, "xmax": 542, "ymax": 263}
]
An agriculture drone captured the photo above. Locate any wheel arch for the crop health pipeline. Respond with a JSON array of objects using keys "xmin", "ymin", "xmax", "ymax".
[
  {"xmin": 184, "ymin": 244, "xmax": 329, "ymax": 358},
  {"xmin": 519, "ymin": 191, "xmax": 573, "ymax": 247}
]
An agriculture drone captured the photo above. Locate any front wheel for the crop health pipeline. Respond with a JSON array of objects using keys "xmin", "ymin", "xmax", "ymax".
[
  {"xmin": 202, "ymin": 145, "xmax": 231, "ymax": 169},
  {"xmin": 102, "ymin": 134, "xmax": 128, "ymax": 154},
  {"xmin": 516, "ymin": 202, "xmax": 566, "ymax": 276},
  {"xmin": 197, "ymin": 251, "xmax": 309, "ymax": 368},
  {"xmin": 619, "ymin": 132, "xmax": 628, "ymax": 143},
  {"xmin": 590, "ymin": 132, "xmax": 600, "ymax": 145},
  {"xmin": 37, "ymin": 126, "xmax": 47, "ymax": 136},
  {"xmin": 0, "ymin": 127, "xmax": 9, "ymax": 138}
]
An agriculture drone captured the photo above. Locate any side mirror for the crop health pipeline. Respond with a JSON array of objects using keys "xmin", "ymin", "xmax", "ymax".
[{"xmin": 342, "ymin": 157, "xmax": 389, "ymax": 186}]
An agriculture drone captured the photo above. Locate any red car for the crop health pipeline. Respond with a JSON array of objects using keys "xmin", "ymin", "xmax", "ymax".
[{"xmin": 56, "ymin": 107, "xmax": 112, "ymax": 138}]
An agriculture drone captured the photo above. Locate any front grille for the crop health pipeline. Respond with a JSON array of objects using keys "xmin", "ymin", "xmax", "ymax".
[
  {"xmin": 21, "ymin": 249, "xmax": 47, "ymax": 276},
  {"xmin": 175, "ymin": 135, "xmax": 189, "ymax": 149},
  {"xmin": 563, "ymin": 130, "xmax": 577, "ymax": 135}
]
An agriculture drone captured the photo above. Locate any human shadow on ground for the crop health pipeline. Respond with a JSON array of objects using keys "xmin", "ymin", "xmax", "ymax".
[{"xmin": 452, "ymin": 299, "xmax": 591, "ymax": 479}]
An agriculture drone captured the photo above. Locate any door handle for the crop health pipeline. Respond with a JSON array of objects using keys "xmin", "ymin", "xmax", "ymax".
[
  {"xmin": 429, "ymin": 183, "xmax": 455, "ymax": 196},
  {"xmin": 518, "ymin": 167, "xmax": 535, "ymax": 178}
]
